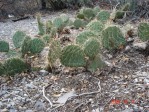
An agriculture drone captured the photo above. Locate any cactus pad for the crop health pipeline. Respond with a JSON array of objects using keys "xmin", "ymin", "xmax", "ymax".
[
  {"xmin": 37, "ymin": 14, "xmax": 45, "ymax": 35},
  {"xmin": 97, "ymin": 10, "xmax": 110, "ymax": 22},
  {"xmin": 60, "ymin": 14, "xmax": 69, "ymax": 23},
  {"xmin": 48, "ymin": 39, "xmax": 61, "ymax": 66},
  {"xmin": 86, "ymin": 20, "xmax": 104, "ymax": 34},
  {"xmin": 93, "ymin": 6, "xmax": 100, "ymax": 15},
  {"xmin": 83, "ymin": 38, "xmax": 100, "ymax": 58},
  {"xmin": 0, "ymin": 62, "xmax": 5, "ymax": 75},
  {"xmin": 45, "ymin": 20, "xmax": 53, "ymax": 34},
  {"xmin": 73, "ymin": 19, "xmax": 85, "ymax": 29},
  {"xmin": 83, "ymin": 8, "xmax": 95, "ymax": 20},
  {"xmin": 138, "ymin": 22, "xmax": 149, "ymax": 41},
  {"xmin": 21, "ymin": 36, "xmax": 31, "ymax": 56},
  {"xmin": 13, "ymin": 31, "xmax": 26, "ymax": 48},
  {"xmin": 0, "ymin": 41, "xmax": 9, "ymax": 52},
  {"xmin": 29, "ymin": 38, "xmax": 45, "ymax": 54},
  {"xmin": 102, "ymin": 26, "xmax": 126, "ymax": 50},
  {"xmin": 4, "ymin": 58, "xmax": 28, "ymax": 76},
  {"xmin": 76, "ymin": 30, "xmax": 97, "ymax": 45},
  {"xmin": 60, "ymin": 45, "xmax": 86, "ymax": 67},
  {"xmin": 42, "ymin": 34, "xmax": 51, "ymax": 43},
  {"xmin": 87, "ymin": 55, "xmax": 105, "ymax": 72},
  {"xmin": 53, "ymin": 17, "xmax": 64, "ymax": 31}
]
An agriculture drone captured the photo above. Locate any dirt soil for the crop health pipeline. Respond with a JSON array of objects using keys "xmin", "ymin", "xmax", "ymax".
[{"xmin": 0, "ymin": 10, "xmax": 149, "ymax": 112}]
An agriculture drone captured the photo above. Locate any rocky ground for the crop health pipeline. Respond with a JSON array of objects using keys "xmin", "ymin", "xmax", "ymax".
[{"xmin": 0, "ymin": 10, "xmax": 149, "ymax": 112}]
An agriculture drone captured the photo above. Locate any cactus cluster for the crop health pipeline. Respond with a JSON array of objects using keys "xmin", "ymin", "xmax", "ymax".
[
  {"xmin": 0, "ymin": 41, "xmax": 9, "ymax": 52},
  {"xmin": 138, "ymin": 22, "xmax": 149, "ymax": 41},
  {"xmin": 102, "ymin": 26, "xmax": 126, "ymax": 50},
  {"xmin": 37, "ymin": 14, "xmax": 45, "ymax": 35}
]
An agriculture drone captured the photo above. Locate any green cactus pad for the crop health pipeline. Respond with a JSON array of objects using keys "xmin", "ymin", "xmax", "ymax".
[
  {"xmin": 76, "ymin": 30, "xmax": 97, "ymax": 45},
  {"xmin": 83, "ymin": 8, "xmax": 95, "ymax": 20},
  {"xmin": 42, "ymin": 34, "xmax": 51, "ymax": 43},
  {"xmin": 76, "ymin": 13, "xmax": 85, "ymax": 20},
  {"xmin": 45, "ymin": 20, "xmax": 53, "ymax": 34},
  {"xmin": 121, "ymin": 3, "xmax": 130, "ymax": 11},
  {"xmin": 0, "ymin": 62, "xmax": 5, "ymax": 75},
  {"xmin": 86, "ymin": 20, "xmax": 104, "ymax": 34},
  {"xmin": 60, "ymin": 14, "xmax": 69, "ymax": 23},
  {"xmin": 37, "ymin": 14, "xmax": 45, "ymax": 35},
  {"xmin": 93, "ymin": 6, "xmax": 100, "ymax": 15},
  {"xmin": 53, "ymin": 17, "xmax": 64, "ymax": 31},
  {"xmin": 87, "ymin": 55, "xmax": 105, "ymax": 72},
  {"xmin": 29, "ymin": 38, "xmax": 45, "ymax": 54},
  {"xmin": 73, "ymin": 19, "xmax": 86, "ymax": 29},
  {"xmin": 0, "ymin": 41, "xmax": 9, "ymax": 52},
  {"xmin": 60, "ymin": 45, "xmax": 86, "ymax": 67},
  {"xmin": 115, "ymin": 11, "xmax": 125, "ymax": 19},
  {"xmin": 48, "ymin": 39, "xmax": 61, "ymax": 66},
  {"xmin": 102, "ymin": 26, "xmax": 126, "ymax": 50},
  {"xmin": 12, "ymin": 31, "xmax": 26, "ymax": 48},
  {"xmin": 138, "ymin": 22, "xmax": 149, "ymax": 41},
  {"xmin": 84, "ymin": 38, "xmax": 100, "ymax": 58},
  {"xmin": 4, "ymin": 58, "xmax": 28, "ymax": 76},
  {"xmin": 21, "ymin": 36, "xmax": 31, "ymax": 56},
  {"xmin": 97, "ymin": 10, "xmax": 110, "ymax": 22}
]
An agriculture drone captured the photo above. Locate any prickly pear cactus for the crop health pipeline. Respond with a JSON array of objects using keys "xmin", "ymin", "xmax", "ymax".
[
  {"xmin": 37, "ymin": 14, "xmax": 45, "ymax": 35},
  {"xmin": 93, "ymin": 6, "xmax": 100, "ymax": 15},
  {"xmin": 48, "ymin": 39, "xmax": 61, "ymax": 66},
  {"xmin": 0, "ymin": 41, "xmax": 9, "ymax": 52},
  {"xmin": 76, "ymin": 30, "xmax": 97, "ymax": 45},
  {"xmin": 76, "ymin": 13, "xmax": 85, "ymax": 20},
  {"xmin": 86, "ymin": 20, "xmax": 104, "ymax": 34},
  {"xmin": 53, "ymin": 17, "xmax": 64, "ymax": 32},
  {"xmin": 73, "ymin": 19, "xmax": 86, "ymax": 29},
  {"xmin": 102, "ymin": 26, "xmax": 126, "ymax": 50},
  {"xmin": 60, "ymin": 14, "xmax": 69, "ymax": 23},
  {"xmin": 45, "ymin": 20, "xmax": 53, "ymax": 34},
  {"xmin": 83, "ymin": 8, "xmax": 95, "ymax": 20},
  {"xmin": 83, "ymin": 38, "xmax": 100, "ymax": 59},
  {"xmin": 0, "ymin": 62, "xmax": 5, "ymax": 75},
  {"xmin": 87, "ymin": 55, "xmax": 105, "ymax": 72},
  {"xmin": 29, "ymin": 38, "xmax": 45, "ymax": 54},
  {"xmin": 4, "ymin": 58, "xmax": 28, "ymax": 76},
  {"xmin": 60, "ymin": 45, "xmax": 86, "ymax": 67},
  {"xmin": 21, "ymin": 36, "xmax": 31, "ymax": 57},
  {"xmin": 121, "ymin": 3, "xmax": 130, "ymax": 11},
  {"xmin": 13, "ymin": 31, "xmax": 26, "ymax": 48},
  {"xmin": 42, "ymin": 34, "xmax": 51, "ymax": 43},
  {"xmin": 138, "ymin": 22, "xmax": 149, "ymax": 41},
  {"xmin": 97, "ymin": 10, "xmax": 110, "ymax": 23}
]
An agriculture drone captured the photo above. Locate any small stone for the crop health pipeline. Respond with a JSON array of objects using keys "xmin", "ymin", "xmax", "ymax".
[
  {"xmin": 1, "ymin": 108, "xmax": 9, "ymax": 112},
  {"xmin": 39, "ymin": 70, "xmax": 49, "ymax": 76},
  {"xmin": 25, "ymin": 110, "xmax": 33, "ymax": 112}
]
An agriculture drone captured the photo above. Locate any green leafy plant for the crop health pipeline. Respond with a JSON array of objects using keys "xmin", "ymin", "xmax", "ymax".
[
  {"xmin": 97, "ymin": 10, "xmax": 110, "ymax": 23},
  {"xmin": 86, "ymin": 20, "xmax": 104, "ymax": 34},
  {"xmin": 37, "ymin": 13, "xmax": 45, "ymax": 35},
  {"xmin": 76, "ymin": 30, "xmax": 98, "ymax": 45},
  {"xmin": 12, "ymin": 31, "xmax": 26, "ymax": 48},
  {"xmin": 60, "ymin": 45, "xmax": 86, "ymax": 67},
  {"xmin": 21, "ymin": 36, "xmax": 31, "ymax": 57},
  {"xmin": 102, "ymin": 26, "xmax": 126, "ymax": 50},
  {"xmin": 138, "ymin": 22, "xmax": 149, "ymax": 41},
  {"xmin": 29, "ymin": 38, "xmax": 45, "ymax": 54},
  {"xmin": 0, "ymin": 41, "xmax": 9, "ymax": 52},
  {"xmin": 3, "ymin": 58, "xmax": 28, "ymax": 76}
]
